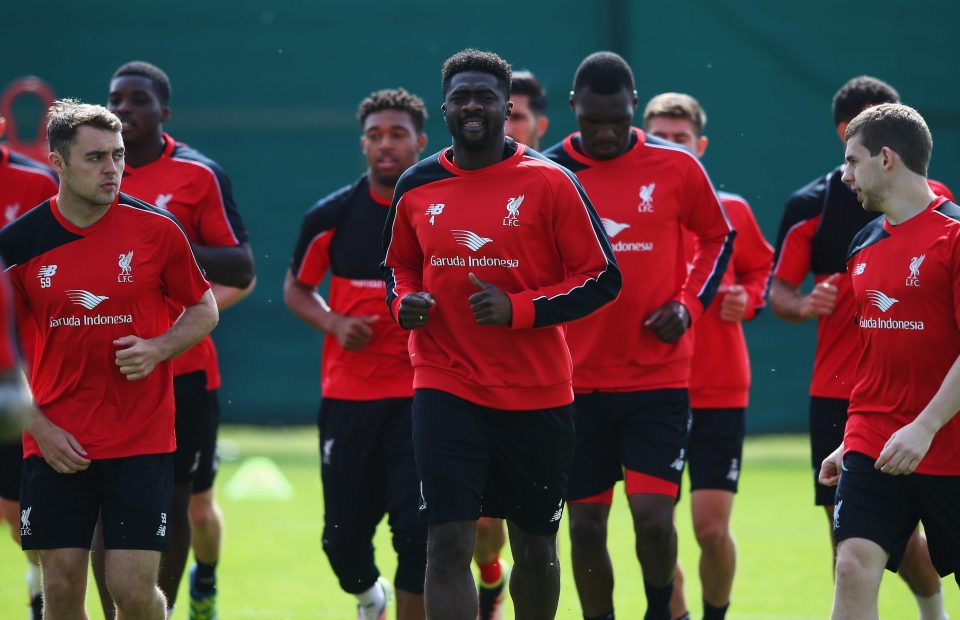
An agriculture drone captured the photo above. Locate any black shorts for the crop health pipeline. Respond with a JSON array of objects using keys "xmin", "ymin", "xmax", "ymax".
[
  {"xmin": 318, "ymin": 397, "xmax": 425, "ymax": 553},
  {"xmin": 686, "ymin": 408, "xmax": 745, "ymax": 493},
  {"xmin": 412, "ymin": 389, "xmax": 575, "ymax": 536},
  {"xmin": 568, "ymin": 389, "xmax": 690, "ymax": 501},
  {"xmin": 0, "ymin": 439, "xmax": 23, "ymax": 501},
  {"xmin": 20, "ymin": 453, "xmax": 174, "ymax": 551},
  {"xmin": 810, "ymin": 397, "xmax": 848, "ymax": 506},
  {"xmin": 834, "ymin": 451, "xmax": 960, "ymax": 577},
  {"xmin": 173, "ymin": 371, "xmax": 220, "ymax": 492}
]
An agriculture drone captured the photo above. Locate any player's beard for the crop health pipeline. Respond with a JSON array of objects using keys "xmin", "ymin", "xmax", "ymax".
[{"xmin": 372, "ymin": 170, "xmax": 402, "ymax": 189}]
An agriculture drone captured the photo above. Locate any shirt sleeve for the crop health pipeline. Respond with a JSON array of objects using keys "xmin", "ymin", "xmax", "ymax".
[
  {"xmin": 194, "ymin": 161, "xmax": 248, "ymax": 247},
  {"xmin": 772, "ymin": 194, "xmax": 821, "ymax": 287},
  {"xmin": 161, "ymin": 221, "xmax": 211, "ymax": 307},
  {"xmin": 290, "ymin": 202, "xmax": 338, "ymax": 287},
  {"xmin": 506, "ymin": 168, "xmax": 621, "ymax": 329},
  {"xmin": 675, "ymin": 158, "xmax": 735, "ymax": 323},
  {"xmin": 0, "ymin": 271, "xmax": 18, "ymax": 370},
  {"xmin": 727, "ymin": 198, "xmax": 775, "ymax": 321},
  {"xmin": 382, "ymin": 193, "xmax": 425, "ymax": 323}
]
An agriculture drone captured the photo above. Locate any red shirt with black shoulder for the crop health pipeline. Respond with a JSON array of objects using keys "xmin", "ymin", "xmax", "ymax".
[
  {"xmin": 120, "ymin": 133, "xmax": 248, "ymax": 390},
  {"xmin": 291, "ymin": 176, "xmax": 413, "ymax": 400},
  {"xmin": 0, "ymin": 194, "xmax": 210, "ymax": 459},
  {"xmin": 688, "ymin": 192, "xmax": 773, "ymax": 409},
  {"xmin": 544, "ymin": 129, "xmax": 734, "ymax": 392},
  {"xmin": 0, "ymin": 145, "xmax": 57, "ymax": 224},
  {"xmin": 845, "ymin": 196, "xmax": 960, "ymax": 474},
  {"xmin": 383, "ymin": 140, "xmax": 621, "ymax": 410}
]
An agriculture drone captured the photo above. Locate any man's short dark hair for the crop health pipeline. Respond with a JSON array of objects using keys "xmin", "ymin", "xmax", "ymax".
[
  {"xmin": 357, "ymin": 88, "xmax": 428, "ymax": 133},
  {"xmin": 47, "ymin": 99, "xmax": 121, "ymax": 159},
  {"xmin": 845, "ymin": 103, "xmax": 932, "ymax": 176},
  {"xmin": 573, "ymin": 51, "xmax": 635, "ymax": 95},
  {"xmin": 511, "ymin": 70, "xmax": 547, "ymax": 115},
  {"xmin": 441, "ymin": 49, "xmax": 512, "ymax": 98},
  {"xmin": 112, "ymin": 61, "xmax": 172, "ymax": 105},
  {"xmin": 832, "ymin": 76, "xmax": 899, "ymax": 127}
]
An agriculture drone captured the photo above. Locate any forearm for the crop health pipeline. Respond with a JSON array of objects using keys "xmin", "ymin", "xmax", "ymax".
[
  {"xmin": 283, "ymin": 272, "xmax": 337, "ymax": 333},
  {"xmin": 915, "ymin": 354, "xmax": 960, "ymax": 434},
  {"xmin": 212, "ymin": 276, "xmax": 256, "ymax": 311},
  {"xmin": 154, "ymin": 289, "xmax": 219, "ymax": 361},
  {"xmin": 768, "ymin": 277, "xmax": 809, "ymax": 323},
  {"xmin": 193, "ymin": 243, "xmax": 255, "ymax": 288}
]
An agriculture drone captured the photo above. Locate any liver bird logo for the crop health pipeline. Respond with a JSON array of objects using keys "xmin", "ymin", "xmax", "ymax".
[
  {"xmin": 909, "ymin": 255, "xmax": 925, "ymax": 279},
  {"xmin": 639, "ymin": 183, "xmax": 656, "ymax": 209},
  {"xmin": 452, "ymin": 230, "xmax": 493, "ymax": 252},
  {"xmin": 506, "ymin": 195, "xmax": 524, "ymax": 217},
  {"xmin": 118, "ymin": 251, "xmax": 134, "ymax": 276}
]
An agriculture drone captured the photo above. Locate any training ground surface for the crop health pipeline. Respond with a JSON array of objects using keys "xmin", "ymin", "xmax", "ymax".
[{"xmin": 0, "ymin": 428, "xmax": 956, "ymax": 618}]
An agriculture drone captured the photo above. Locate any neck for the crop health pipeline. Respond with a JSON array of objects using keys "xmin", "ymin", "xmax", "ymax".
[
  {"xmin": 452, "ymin": 132, "xmax": 506, "ymax": 170},
  {"xmin": 57, "ymin": 188, "xmax": 112, "ymax": 228},
  {"xmin": 882, "ymin": 175, "xmax": 939, "ymax": 225},
  {"xmin": 123, "ymin": 129, "xmax": 166, "ymax": 167},
  {"xmin": 368, "ymin": 175, "xmax": 395, "ymax": 203}
]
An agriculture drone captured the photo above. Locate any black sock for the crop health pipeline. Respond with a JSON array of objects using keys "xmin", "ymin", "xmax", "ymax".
[
  {"xmin": 703, "ymin": 600, "xmax": 728, "ymax": 620},
  {"xmin": 585, "ymin": 613, "xmax": 614, "ymax": 620},
  {"xmin": 194, "ymin": 560, "xmax": 217, "ymax": 591},
  {"xmin": 643, "ymin": 580, "xmax": 673, "ymax": 620}
]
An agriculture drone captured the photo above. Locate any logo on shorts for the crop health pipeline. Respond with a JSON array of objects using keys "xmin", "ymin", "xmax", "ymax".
[
  {"xmin": 670, "ymin": 448, "xmax": 686, "ymax": 472},
  {"xmin": 425, "ymin": 203, "xmax": 445, "ymax": 225},
  {"xmin": 833, "ymin": 499, "xmax": 842, "ymax": 530},
  {"xmin": 502, "ymin": 195, "xmax": 523, "ymax": 227},
  {"xmin": 726, "ymin": 458, "xmax": 740, "ymax": 482},
  {"xmin": 322, "ymin": 439, "xmax": 334, "ymax": 465},
  {"xmin": 118, "ymin": 250, "xmax": 134, "ymax": 283},
  {"xmin": 20, "ymin": 506, "xmax": 31, "ymax": 537},
  {"xmin": 638, "ymin": 183, "xmax": 656, "ymax": 212},
  {"xmin": 906, "ymin": 254, "xmax": 925, "ymax": 287},
  {"xmin": 550, "ymin": 499, "xmax": 564, "ymax": 523},
  {"xmin": 156, "ymin": 512, "xmax": 167, "ymax": 537}
]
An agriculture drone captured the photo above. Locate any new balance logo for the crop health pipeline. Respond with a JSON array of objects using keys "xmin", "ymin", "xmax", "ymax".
[
  {"xmin": 853, "ymin": 263, "xmax": 867, "ymax": 276},
  {"xmin": 157, "ymin": 512, "xmax": 167, "ymax": 537},
  {"xmin": 601, "ymin": 218, "xmax": 630, "ymax": 238},
  {"xmin": 4, "ymin": 204, "xmax": 19, "ymax": 223},
  {"xmin": 322, "ymin": 439, "xmax": 334, "ymax": 465},
  {"xmin": 726, "ymin": 458, "xmax": 740, "ymax": 482},
  {"xmin": 670, "ymin": 448, "xmax": 686, "ymax": 472},
  {"xmin": 20, "ymin": 506, "xmax": 31, "ymax": 537},
  {"xmin": 66, "ymin": 290, "xmax": 109, "ymax": 310},
  {"xmin": 426, "ymin": 203, "xmax": 445, "ymax": 224},
  {"xmin": 549, "ymin": 499, "xmax": 564, "ymax": 523},
  {"xmin": 638, "ymin": 183, "xmax": 656, "ymax": 212},
  {"xmin": 503, "ymin": 194, "xmax": 524, "ymax": 227},
  {"xmin": 866, "ymin": 290, "xmax": 898, "ymax": 312},
  {"xmin": 906, "ymin": 254, "xmax": 925, "ymax": 287},
  {"xmin": 452, "ymin": 230, "xmax": 493, "ymax": 252},
  {"xmin": 155, "ymin": 193, "xmax": 173, "ymax": 210},
  {"xmin": 38, "ymin": 265, "xmax": 57, "ymax": 289}
]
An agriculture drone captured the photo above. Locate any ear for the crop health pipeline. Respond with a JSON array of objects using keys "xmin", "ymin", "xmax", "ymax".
[
  {"xmin": 695, "ymin": 135, "xmax": 709, "ymax": 158},
  {"xmin": 440, "ymin": 103, "xmax": 447, "ymax": 118},
  {"xmin": 48, "ymin": 149, "xmax": 65, "ymax": 174},
  {"xmin": 505, "ymin": 99, "xmax": 514, "ymax": 120},
  {"xmin": 880, "ymin": 146, "xmax": 896, "ymax": 170},
  {"xmin": 836, "ymin": 121, "xmax": 848, "ymax": 143},
  {"xmin": 536, "ymin": 115, "xmax": 549, "ymax": 139},
  {"xmin": 160, "ymin": 106, "xmax": 172, "ymax": 124},
  {"xmin": 569, "ymin": 91, "xmax": 576, "ymax": 111},
  {"xmin": 631, "ymin": 90, "xmax": 639, "ymax": 109},
  {"xmin": 359, "ymin": 134, "xmax": 367, "ymax": 154},
  {"xmin": 417, "ymin": 132, "xmax": 428, "ymax": 153}
]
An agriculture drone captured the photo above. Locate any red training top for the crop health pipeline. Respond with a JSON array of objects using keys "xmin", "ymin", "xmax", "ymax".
[
  {"xmin": 544, "ymin": 129, "xmax": 734, "ymax": 392},
  {"xmin": 845, "ymin": 196, "xmax": 960, "ymax": 475},
  {"xmin": 0, "ymin": 145, "xmax": 57, "ymax": 225},
  {"xmin": 121, "ymin": 134, "xmax": 248, "ymax": 390},
  {"xmin": 291, "ymin": 176, "xmax": 413, "ymax": 400},
  {"xmin": 0, "ymin": 194, "xmax": 210, "ymax": 459},
  {"xmin": 688, "ymin": 192, "xmax": 773, "ymax": 409},
  {"xmin": 383, "ymin": 140, "xmax": 621, "ymax": 410}
]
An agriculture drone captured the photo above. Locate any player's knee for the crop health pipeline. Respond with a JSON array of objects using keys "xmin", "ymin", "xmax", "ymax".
[
  {"xmin": 569, "ymin": 509, "xmax": 607, "ymax": 547},
  {"xmin": 632, "ymin": 507, "xmax": 674, "ymax": 543},
  {"xmin": 693, "ymin": 519, "xmax": 732, "ymax": 552},
  {"xmin": 188, "ymin": 494, "xmax": 218, "ymax": 528},
  {"xmin": 511, "ymin": 533, "xmax": 557, "ymax": 572},
  {"xmin": 426, "ymin": 523, "xmax": 473, "ymax": 571},
  {"xmin": 43, "ymin": 571, "xmax": 86, "ymax": 607},
  {"xmin": 111, "ymin": 583, "xmax": 163, "ymax": 616},
  {"xmin": 834, "ymin": 548, "xmax": 872, "ymax": 588}
]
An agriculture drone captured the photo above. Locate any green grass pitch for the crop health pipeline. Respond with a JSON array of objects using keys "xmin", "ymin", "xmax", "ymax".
[{"xmin": 0, "ymin": 428, "xmax": 956, "ymax": 618}]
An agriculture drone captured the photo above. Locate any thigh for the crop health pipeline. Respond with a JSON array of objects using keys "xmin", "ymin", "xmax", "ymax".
[
  {"xmin": 100, "ymin": 453, "xmax": 174, "ymax": 551},
  {"xmin": 104, "ymin": 548, "xmax": 161, "ymax": 592},
  {"xmin": 621, "ymin": 388, "xmax": 691, "ymax": 498},
  {"xmin": 191, "ymin": 387, "xmax": 220, "ymax": 494},
  {"xmin": 412, "ymin": 389, "xmax": 488, "ymax": 525},
  {"xmin": 173, "ymin": 371, "xmax": 209, "ymax": 485},
  {"xmin": 566, "ymin": 392, "xmax": 623, "ymax": 501},
  {"xmin": 0, "ymin": 439, "xmax": 22, "ymax": 501},
  {"xmin": 485, "ymin": 404, "xmax": 575, "ymax": 536},
  {"xmin": 809, "ymin": 397, "xmax": 848, "ymax": 506},
  {"xmin": 319, "ymin": 398, "xmax": 389, "ymax": 536},
  {"xmin": 687, "ymin": 408, "xmax": 745, "ymax": 493},
  {"xmin": 911, "ymin": 474, "xmax": 960, "ymax": 577},
  {"xmin": 20, "ymin": 456, "xmax": 100, "ymax": 550},
  {"xmin": 833, "ymin": 451, "xmax": 918, "ymax": 572}
]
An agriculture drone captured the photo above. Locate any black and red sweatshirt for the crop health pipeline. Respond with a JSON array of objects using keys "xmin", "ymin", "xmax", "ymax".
[{"xmin": 382, "ymin": 140, "xmax": 621, "ymax": 410}]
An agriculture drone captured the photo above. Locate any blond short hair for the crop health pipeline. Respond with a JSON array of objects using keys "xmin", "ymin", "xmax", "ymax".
[{"xmin": 643, "ymin": 93, "xmax": 707, "ymax": 136}]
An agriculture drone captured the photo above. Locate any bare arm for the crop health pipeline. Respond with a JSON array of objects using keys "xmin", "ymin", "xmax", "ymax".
[
  {"xmin": 768, "ymin": 274, "xmax": 839, "ymax": 323},
  {"xmin": 282, "ymin": 270, "xmax": 378, "ymax": 351},
  {"xmin": 114, "ymin": 289, "xmax": 219, "ymax": 381}
]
